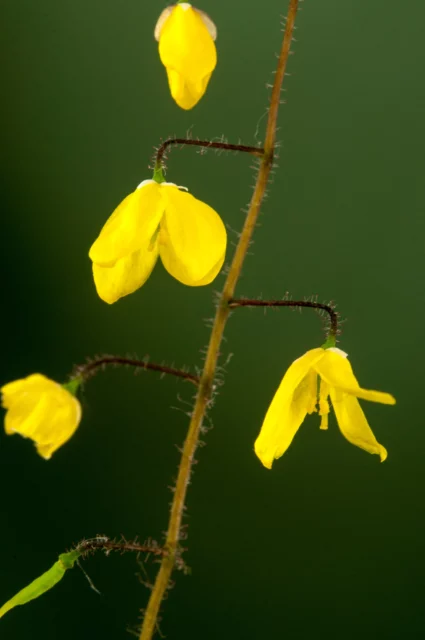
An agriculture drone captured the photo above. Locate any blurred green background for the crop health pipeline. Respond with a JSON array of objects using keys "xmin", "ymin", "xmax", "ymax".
[{"xmin": 1, "ymin": 0, "xmax": 424, "ymax": 637}]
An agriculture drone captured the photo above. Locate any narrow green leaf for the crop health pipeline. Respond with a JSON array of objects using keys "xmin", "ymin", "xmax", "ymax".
[{"xmin": 0, "ymin": 550, "xmax": 81, "ymax": 619}]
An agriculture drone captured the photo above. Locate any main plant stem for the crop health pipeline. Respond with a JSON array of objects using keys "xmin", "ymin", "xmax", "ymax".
[{"xmin": 139, "ymin": 2, "xmax": 299, "ymax": 637}]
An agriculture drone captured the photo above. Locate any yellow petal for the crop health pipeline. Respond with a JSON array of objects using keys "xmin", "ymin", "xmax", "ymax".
[
  {"xmin": 159, "ymin": 185, "xmax": 226, "ymax": 286},
  {"xmin": 154, "ymin": 7, "xmax": 173, "ymax": 40},
  {"xmin": 1, "ymin": 375, "xmax": 82, "ymax": 459},
  {"xmin": 254, "ymin": 349, "xmax": 324, "ymax": 468},
  {"xmin": 36, "ymin": 442, "xmax": 59, "ymax": 459},
  {"xmin": 1, "ymin": 374, "xmax": 47, "ymax": 411},
  {"xmin": 315, "ymin": 349, "xmax": 396, "ymax": 405},
  {"xmin": 5, "ymin": 392, "xmax": 51, "ymax": 439},
  {"xmin": 34, "ymin": 397, "xmax": 81, "ymax": 459},
  {"xmin": 92, "ymin": 240, "xmax": 159, "ymax": 304},
  {"xmin": 165, "ymin": 68, "xmax": 212, "ymax": 110},
  {"xmin": 89, "ymin": 181, "xmax": 164, "ymax": 266},
  {"xmin": 158, "ymin": 4, "xmax": 217, "ymax": 110},
  {"xmin": 330, "ymin": 388, "xmax": 388, "ymax": 461}
]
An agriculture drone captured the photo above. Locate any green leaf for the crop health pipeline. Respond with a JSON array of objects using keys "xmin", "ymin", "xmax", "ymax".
[{"xmin": 0, "ymin": 550, "xmax": 81, "ymax": 619}]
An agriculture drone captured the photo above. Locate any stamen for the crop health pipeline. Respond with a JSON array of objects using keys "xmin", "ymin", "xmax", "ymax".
[
  {"xmin": 318, "ymin": 379, "xmax": 330, "ymax": 429},
  {"xmin": 320, "ymin": 413, "xmax": 328, "ymax": 431},
  {"xmin": 307, "ymin": 372, "xmax": 318, "ymax": 414}
]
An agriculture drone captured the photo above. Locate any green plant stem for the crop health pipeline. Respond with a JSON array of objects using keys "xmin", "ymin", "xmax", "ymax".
[{"xmin": 139, "ymin": 2, "xmax": 299, "ymax": 638}]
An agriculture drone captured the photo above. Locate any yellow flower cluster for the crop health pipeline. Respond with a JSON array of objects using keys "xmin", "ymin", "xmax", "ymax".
[
  {"xmin": 1, "ymin": 4, "xmax": 225, "ymax": 458},
  {"xmin": 0, "ymin": 5, "xmax": 396, "ymax": 469},
  {"xmin": 0, "ymin": 347, "xmax": 395, "ymax": 463}
]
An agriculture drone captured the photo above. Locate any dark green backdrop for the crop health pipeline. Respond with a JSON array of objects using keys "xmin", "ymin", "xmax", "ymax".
[{"xmin": 1, "ymin": 1, "xmax": 424, "ymax": 638}]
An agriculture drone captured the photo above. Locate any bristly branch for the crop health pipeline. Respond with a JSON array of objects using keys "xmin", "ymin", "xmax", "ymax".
[
  {"xmin": 228, "ymin": 298, "xmax": 340, "ymax": 338},
  {"xmin": 139, "ymin": 2, "xmax": 300, "ymax": 639},
  {"xmin": 74, "ymin": 536, "xmax": 188, "ymax": 574},
  {"xmin": 76, "ymin": 536, "xmax": 168, "ymax": 558},
  {"xmin": 155, "ymin": 138, "xmax": 264, "ymax": 171},
  {"xmin": 72, "ymin": 355, "xmax": 200, "ymax": 386}
]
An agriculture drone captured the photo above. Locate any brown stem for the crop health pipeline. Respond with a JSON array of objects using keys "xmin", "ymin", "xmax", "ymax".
[
  {"xmin": 155, "ymin": 138, "xmax": 264, "ymax": 170},
  {"xmin": 72, "ymin": 356, "xmax": 199, "ymax": 386},
  {"xmin": 76, "ymin": 537, "xmax": 168, "ymax": 557},
  {"xmin": 229, "ymin": 298, "xmax": 339, "ymax": 338},
  {"xmin": 139, "ymin": 2, "xmax": 299, "ymax": 639}
]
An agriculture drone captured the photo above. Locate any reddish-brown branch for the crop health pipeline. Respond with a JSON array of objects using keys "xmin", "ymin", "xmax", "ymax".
[
  {"xmin": 155, "ymin": 138, "xmax": 264, "ymax": 169},
  {"xmin": 72, "ymin": 355, "xmax": 199, "ymax": 386},
  {"xmin": 229, "ymin": 298, "xmax": 339, "ymax": 337}
]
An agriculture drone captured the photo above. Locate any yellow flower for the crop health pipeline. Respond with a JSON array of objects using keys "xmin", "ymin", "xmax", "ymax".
[
  {"xmin": 255, "ymin": 347, "xmax": 396, "ymax": 468},
  {"xmin": 1, "ymin": 374, "xmax": 82, "ymax": 460},
  {"xmin": 89, "ymin": 180, "xmax": 227, "ymax": 304},
  {"xmin": 155, "ymin": 3, "xmax": 217, "ymax": 109}
]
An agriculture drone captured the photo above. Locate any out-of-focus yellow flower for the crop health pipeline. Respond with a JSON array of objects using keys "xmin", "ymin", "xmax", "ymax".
[
  {"xmin": 255, "ymin": 347, "xmax": 396, "ymax": 468},
  {"xmin": 89, "ymin": 179, "xmax": 227, "ymax": 304},
  {"xmin": 1, "ymin": 374, "xmax": 82, "ymax": 460},
  {"xmin": 155, "ymin": 3, "xmax": 217, "ymax": 109}
]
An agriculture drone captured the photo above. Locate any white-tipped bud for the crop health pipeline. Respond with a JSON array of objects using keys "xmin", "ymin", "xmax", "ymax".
[
  {"xmin": 154, "ymin": 5, "xmax": 216, "ymax": 42},
  {"xmin": 327, "ymin": 347, "xmax": 348, "ymax": 358},
  {"xmin": 154, "ymin": 6, "xmax": 173, "ymax": 41},
  {"xmin": 137, "ymin": 179, "xmax": 156, "ymax": 189},
  {"xmin": 195, "ymin": 9, "xmax": 217, "ymax": 40}
]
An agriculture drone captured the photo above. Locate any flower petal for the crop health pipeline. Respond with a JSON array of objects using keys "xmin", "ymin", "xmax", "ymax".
[
  {"xmin": 330, "ymin": 388, "xmax": 388, "ymax": 461},
  {"xmin": 165, "ymin": 69, "xmax": 213, "ymax": 110},
  {"xmin": 5, "ymin": 392, "xmax": 51, "ymax": 438},
  {"xmin": 33, "ymin": 397, "xmax": 81, "ymax": 459},
  {"xmin": 154, "ymin": 6, "xmax": 173, "ymax": 41},
  {"xmin": 159, "ymin": 186, "xmax": 226, "ymax": 286},
  {"xmin": 254, "ymin": 349, "xmax": 324, "ymax": 468},
  {"xmin": 158, "ymin": 4, "xmax": 216, "ymax": 109},
  {"xmin": 89, "ymin": 182, "xmax": 164, "ymax": 266},
  {"xmin": 92, "ymin": 240, "xmax": 159, "ymax": 304},
  {"xmin": 2, "ymin": 374, "xmax": 55, "ymax": 436},
  {"xmin": 1, "ymin": 375, "xmax": 82, "ymax": 459},
  {"xmin": 1, "ymin": 374, "xmax": 47, "ymax": 410},
  {"xmin": 315, "ymin": 350, "xmax": 396, "ymax": 405}
]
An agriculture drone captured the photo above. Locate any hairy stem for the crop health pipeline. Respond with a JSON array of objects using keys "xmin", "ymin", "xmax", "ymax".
[
  {"xmin": 139, "ymin": 2, "xmax": 299, "ymax": 638},
  {"xmin": 155, "ymin": 138, "xmax": 264, "ymax": 171},
  {"xmin": 72, "ymin": 355, "xmax": 199, "ymax": 386},
  {"xmin": 76, "ymin": 537, "xmax": 167, "ymax": 558},
  {"xmin": 229, "ymin": 298, "xmax": 339, "ymax": 339}
]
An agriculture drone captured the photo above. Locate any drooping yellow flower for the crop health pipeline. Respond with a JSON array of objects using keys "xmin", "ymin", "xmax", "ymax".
[
  {"xmin": 89, "ymin": 180, "xmax": 227, "ymax": 304},
  {"xmin": 255, "ymin": 347, "xmax": 396, "ymax": 468},
  {"xmin": 155, "ymin": 3, "xmax": 217, "ymax": 109},
  {"xmin": 1, "ymin": 374, "xmax": 82, "ymax": 459}
]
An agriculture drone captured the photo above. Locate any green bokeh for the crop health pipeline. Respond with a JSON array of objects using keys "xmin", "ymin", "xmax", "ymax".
[{"xmin": 1, "ymin": 0, "xmax": 424, "ymax": 638}]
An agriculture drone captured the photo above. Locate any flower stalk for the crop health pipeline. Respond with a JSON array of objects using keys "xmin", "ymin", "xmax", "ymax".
[
  {"xmin": 76, "ymin": 536, "xmax": 168, "ymax": 558},
  {"xmin": 139, "ymin": 2, "xmax": 299, "ymax": 638},
  {"xmin": 228, "ymin": 297, "xmax": 340, "ymax": 341},
  {"xmin": 154, "ymin": 137, "xmax": 264, "ymax": 173},
  {"xmin": 72, "ymin": 355, "xmax": 199, "ymax": 386}
]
